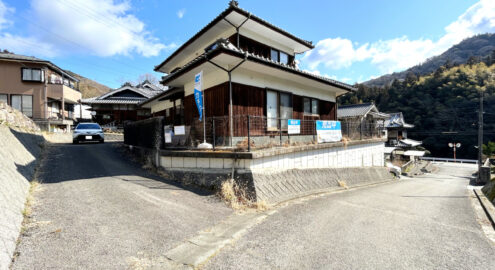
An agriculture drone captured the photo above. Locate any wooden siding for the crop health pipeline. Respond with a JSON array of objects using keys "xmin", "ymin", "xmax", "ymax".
[{"xmin": 180, "ymin": 81, "xmax": 336, "ymax": 137}]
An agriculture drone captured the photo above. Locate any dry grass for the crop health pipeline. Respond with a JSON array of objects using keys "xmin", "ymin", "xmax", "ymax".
[
  {"xmin": 218, "ymin": 179, "xmax": 268, "ymax": 211},
  {"xmin": 337, "ymin": 180, "xmax": 349, "ymax": 189},
  {"xmin": 341, "ymin": 137, "xmax": 351, "ymax": 148},
  {"xmin": 22, "ymin": 180, "xmax": 39, "ymax": 218}
]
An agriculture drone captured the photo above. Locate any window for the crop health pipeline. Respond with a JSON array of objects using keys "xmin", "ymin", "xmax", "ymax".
[
  {"xmin": 303, "ymin": 97, "xmax": 319, "ymax": 115},
  {"xmin": 279, "ymin": 92, "xmax": 292, "ymax": 129},
  {"xmin": 0, "ymin": 94, "xmax": 7, "ymax": 104},
  {"xmin": 279, "ymin": 52, "xmax": 288, "ymax": 65},
  {"xmin": 303, "ymin": 97, "xmax": 311, "ymax": 114},
  {"xmin": 270, "ymin": 49, "xmax": 279, "ymax": 62},
  {"xmin": 266, "ymin": 90, "xmax": 293, "ymax": 130},
  {"xmin": 11, "ymin": 95, "xmax": 33, "ymax": 117},
  {"xmin": 311, "ymin": 99, "xmax": 319, "ymax": 115},
  {"xmin": 21, "ymin": 68, "xmax": 44, "ymax": 82}
]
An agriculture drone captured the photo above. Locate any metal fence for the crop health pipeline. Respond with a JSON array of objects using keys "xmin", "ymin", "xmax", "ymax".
[{"xmin": 160, "ymin": 115, "xmax": 385, "ymax": 151}]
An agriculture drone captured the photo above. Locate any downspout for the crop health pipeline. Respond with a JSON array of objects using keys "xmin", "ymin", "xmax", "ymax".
[
  {"xmin": 223, "ymin": 14, "xmax": 251, "ymax": 48},
  {"xmin": 206, "ymin": 52, "xmax": 248, "ymax": 147},
  {"xmin": 43, "ymin": 68, "xmax": 48, "ymax": 120}
]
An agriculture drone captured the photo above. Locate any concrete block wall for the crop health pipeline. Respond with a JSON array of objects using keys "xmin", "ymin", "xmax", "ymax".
[
  {"xmin": 0, "ymin": 125, "xmax": 44, "ymax": 270},
  {"xmin": 159, "ymin": 142, "xmax": 384, "ymax": 171}
]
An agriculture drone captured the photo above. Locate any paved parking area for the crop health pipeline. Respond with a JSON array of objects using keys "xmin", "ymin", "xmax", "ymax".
[{"xmin": 11, "ymin": 143, "xmax": 232, "ymax": 269}]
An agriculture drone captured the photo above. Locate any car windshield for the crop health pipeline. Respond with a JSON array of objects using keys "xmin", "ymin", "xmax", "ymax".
[{"xmin": 76, "ymin": 124, "xmax": 101, "ymax": 130}]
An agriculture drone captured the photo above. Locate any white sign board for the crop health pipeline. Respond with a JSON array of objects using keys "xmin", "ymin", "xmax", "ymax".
[
  {"xmin": 174, "ymin": 125, "xmax": 185, "ymax": 135},
  {"xmin": 287, "ymin": 119, "xmax": 301, "ymax": 134},
  {"xmin": 316, "ymin": 120, "xmax": 342, "ymax": 143},
  {"xmin": 164, "ymin": 132, "xmax": 172, "ymax": 143}
]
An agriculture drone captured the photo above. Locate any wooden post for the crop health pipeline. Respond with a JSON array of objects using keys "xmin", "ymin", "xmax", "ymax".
[
  {"xmin": 247, "ymin": 115, "xmax": 251, "ymax": 152},
  {"xmin": 212, "ymin": 118, "xmax": 216, "ymax": 150},
  {"xmin": 279, "ymin": 118, "xmax": 282, "ymax": 146}
]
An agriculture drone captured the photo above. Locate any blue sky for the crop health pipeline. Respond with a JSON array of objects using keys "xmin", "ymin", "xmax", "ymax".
[{"xmin": 1, "ymin": 0, "xmax": 493, "ymax": 88}]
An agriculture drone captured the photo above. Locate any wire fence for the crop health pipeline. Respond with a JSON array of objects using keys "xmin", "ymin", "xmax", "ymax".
[{"xmin": 151, "ymin": 115, "xmax": 386, "ymax": 151}]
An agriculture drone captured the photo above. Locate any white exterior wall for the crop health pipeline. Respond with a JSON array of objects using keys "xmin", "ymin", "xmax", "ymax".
[
  {"xmin": 160, "ymin": 142, "xmax": 384, "ymax": 170},
  {"xmin": 181, "ymin": 67, "xmax": 336, "ymax": 103}
]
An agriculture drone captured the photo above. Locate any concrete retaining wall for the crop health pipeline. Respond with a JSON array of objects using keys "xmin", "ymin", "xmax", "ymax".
[{"xmin": 0, "ymin": 125, "xmax": 44, "ymax": 269}]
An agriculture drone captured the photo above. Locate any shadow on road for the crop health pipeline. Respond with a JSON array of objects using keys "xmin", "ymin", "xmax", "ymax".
[{"xmin": 39, "ymin": 142, "xmax": 213, "ymax": 197}]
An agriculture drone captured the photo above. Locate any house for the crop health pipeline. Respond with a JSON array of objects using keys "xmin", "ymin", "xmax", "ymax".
[
  {"xmin": 142, "ymin": 1, "xmax": 355, "ymax": 147},
  {"xmin": 0, "ymin": 51, "xmax": 82, "ymax": 131},
  {"xmin": 384, "ymin": 112, "xmax": 424, "ymax": 161},
  {"xmin": 81, "ymin": 81, "xmax": 163, "ymax": 126},
  {"xmin": 337, "ymin": 103, "xmax": 389, "ymax": 140}
]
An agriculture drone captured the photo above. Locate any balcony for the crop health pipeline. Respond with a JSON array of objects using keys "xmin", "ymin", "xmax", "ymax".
[{"xmin": 47, "ymin": 83, "xmax": 82, "ymax": 104}]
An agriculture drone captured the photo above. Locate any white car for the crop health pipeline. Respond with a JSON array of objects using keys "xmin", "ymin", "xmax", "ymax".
[{"xmin": 73, "ymin": 123, "xmax": 104, "ymax": 144}]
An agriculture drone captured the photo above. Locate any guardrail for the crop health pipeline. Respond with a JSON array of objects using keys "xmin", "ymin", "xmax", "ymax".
[{"xmin": 419, "ymin": 157, "xmax": 478, "ymax": 164}]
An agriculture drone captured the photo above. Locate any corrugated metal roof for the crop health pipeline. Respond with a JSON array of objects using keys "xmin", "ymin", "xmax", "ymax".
[{"xmin": 404, "ymin": 150, "xmax": 425, "ymax": 156}]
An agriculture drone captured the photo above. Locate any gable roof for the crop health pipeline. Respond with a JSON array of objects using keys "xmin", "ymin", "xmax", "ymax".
[
  {"xmin": 0, "ymin": 52, "xmax": 79, "ymax": 81},
  {"xmin": 154, "ymin": 1, "xmax": 314, "ymax": 73},
  {"xmin": 385, "ymin": 112, "xmax": 414, "ymax": 128},
  {"xmin": 81, "ymin": 84, "xmax": 163, "ymax": 105},
  {"xmin": 338, "ymin": 103, "xmax": 380, "ymax": 118},
  {"xmin": 160, "ymin": 39, "xmax": 356, "ymax": 92}
]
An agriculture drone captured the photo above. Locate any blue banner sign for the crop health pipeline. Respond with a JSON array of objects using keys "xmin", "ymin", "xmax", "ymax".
[
  {"xmin": 194, "ymin": 71, "xmax": 203, "ymax": 121},
  {"xmin": 288, "ymin": 119, "xmax": 300, "ymax": 134},
  {"xmin": 316, "ymin": 120, "xmax": 342, "ymax": 143}
]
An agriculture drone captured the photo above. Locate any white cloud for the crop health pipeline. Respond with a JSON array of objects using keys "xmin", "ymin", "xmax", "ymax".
[
  {"xmin": 25, "ymin": 0, "xmax": 172, "ymax": 57},
  {"xmin": 0, "ymin": 33, "xmax": 56, "ymax": 57},
  {"xmin": 177, "ymin": 9, "xmax": 186, "ymax": 19},
  {"xmin": 0, "ymin": 0, "xmax": 13, "ymax": 30},
  {"xmin": 302, "ymin": 0, "xmax": 495, "ymax": 74}
]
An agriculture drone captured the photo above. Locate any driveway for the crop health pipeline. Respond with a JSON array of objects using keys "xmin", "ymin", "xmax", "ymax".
[
  {"xmin": 203, "ymin": 163, "xmax": 495, "ymax": 270},
  {"xmin": 11, "ymin": 142, "xmax": 232, "ymax": 269}
]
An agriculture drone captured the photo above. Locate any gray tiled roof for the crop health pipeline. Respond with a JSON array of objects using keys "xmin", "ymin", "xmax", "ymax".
[
  {"xmin": 81, "ymin": 84, "xmax": 163, "ymax": 105},
  {"xmin": 338, "ymin": 103, "xmax": 375, "ymax": 118},
  {"xmin": 161, "ymin": 39, "xmax": 356, "ymax": 92},
  {"xmin": 384, "ymin": 112, "xmax": 414, "ymax": 128}
]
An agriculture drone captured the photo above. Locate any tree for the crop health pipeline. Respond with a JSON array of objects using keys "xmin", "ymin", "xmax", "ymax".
[
  {"xmin": 135, "ymin": 73, "xmax": 166, "ymax": 90},
  {"xmin": 483, "ymin": 141, "xmax": 495, "ymax": 157}
]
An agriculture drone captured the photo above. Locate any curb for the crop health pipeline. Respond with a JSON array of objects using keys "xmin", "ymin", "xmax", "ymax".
[{"xmin": 473, "ymin": 189, "xmax": 495, "ymax": 229}]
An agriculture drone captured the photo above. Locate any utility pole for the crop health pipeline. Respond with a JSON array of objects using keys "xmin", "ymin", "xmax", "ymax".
[{"xmin": 478, "ymin": 89, "xmax": 484, "ymax": 179}]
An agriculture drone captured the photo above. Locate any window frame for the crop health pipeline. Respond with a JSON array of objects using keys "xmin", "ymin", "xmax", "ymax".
[
  {"xmin": 0, "ymin": 93, "xmax": 8, "ymax": 105},
  {"xmin": 265, "ymin": 88, "xmax": 293, "ymax": 131},
  {"xmin": 303, "ymin": 96, "xmax": 320, "ymax": 116},
  {"xmin": 21, "ymin": 68, "xmax": 44, "ymax": 82},
  {"xmin": 269, "ymin": 48, "xmax": 291, "ymax": 65},
  {"xmin": 10, "ymin": 94, "xmax": 33, "ymax": 117}
]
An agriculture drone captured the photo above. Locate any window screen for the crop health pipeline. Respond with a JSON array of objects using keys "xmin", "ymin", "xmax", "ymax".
[
  {"xmin": 279, "ymin": 92, "xmax": 292, "ymax": 129},
  {"xmin": 303, "ymin": 97, "xmax": 311, "ymax": 114},
  {"xmin": 311, "ymin": 99, "xmax": 319, "ymax": 115},
  {"xmin": 22, "ymin": 95, "xmax": 33, "ymax": 117},
  {"xmin": 279, "ymin": 52, "xmax": 289, "ymax": 65},
  {"xmin": 270, "ymin": 49, "xmax": 279, "ymax": 62},
  {"xmin": 22, "ymin": 69, "xmax": 32, "ymax": 81}
]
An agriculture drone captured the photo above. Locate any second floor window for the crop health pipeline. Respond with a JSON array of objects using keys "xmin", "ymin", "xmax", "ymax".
[
  {"xmin": 270, "ymin": 49, "xmax": 279, "ymax": 62},
  {"xmin": 279, "ymin": 52, "xmax": 288, "ymax": 65},
  {"xmin": 22, "ymin": 68, "xmax": 44, "ymax": 82}
]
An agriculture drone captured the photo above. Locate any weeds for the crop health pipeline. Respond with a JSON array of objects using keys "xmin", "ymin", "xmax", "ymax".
[
  {"xmin": 337, "ymin": 180, "xmax": 348, "ymax": 189},
  {"xmin": 218, "ymin": 179, "xmax": 268, "ymax": 211}
]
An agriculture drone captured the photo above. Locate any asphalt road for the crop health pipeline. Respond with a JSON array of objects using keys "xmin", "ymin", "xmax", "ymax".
[
  {"xmin": 204, "ymin": 163, "xmax": 495, "ymax": 270},
  {"xmin": 11, "ymin": 142, "xmax": 232, "ymax": 269}
]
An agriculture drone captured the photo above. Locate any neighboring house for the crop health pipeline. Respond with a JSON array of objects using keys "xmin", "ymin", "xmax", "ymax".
[
  {"xmin": 81, "ymin": 81, "xmax": 163, "ymax": 126},
  {"xmin": 142, "ymin": 1, "xmax": 355, "ymax": 143},
  {"xmin": 0, "ymin": 51, "xmax": 82, "ymax": 131},
  {"xmin": 337, "ymin": 103, "xmax": 389, "ymax": 139},
  {"xmin": 384, "ymin": 112, "xmax": 423, "ymax": 160}
]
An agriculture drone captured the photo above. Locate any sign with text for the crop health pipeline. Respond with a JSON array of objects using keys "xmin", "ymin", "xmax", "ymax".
[
  {"xmin": 194, "ymin": 71, "xmax": 203, "ymax": 121},
  {"xmin": 174, "ymin": 125, "xmax": 185, "ymax": 135},
  {"xmin": 316, "ymin": 120, "xmax": 342, "ymax": 143},
  {"xmin": 287, "ymin": 119, "xmax": 301, "ymax": 134}
]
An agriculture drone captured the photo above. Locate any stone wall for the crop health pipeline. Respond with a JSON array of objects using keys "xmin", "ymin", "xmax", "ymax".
[{"xmin": 0, "ymin": 101, "xmax": 44, "ymax": 270}]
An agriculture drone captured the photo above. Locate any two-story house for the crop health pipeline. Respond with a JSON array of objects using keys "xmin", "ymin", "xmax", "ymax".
[
  {"xmin": 0, "ymin": 51, "xmax": 82, "ymax": 131},
  {"xmin": 142, "ymin": 1, "xmax": 355, "ymax": 146}
]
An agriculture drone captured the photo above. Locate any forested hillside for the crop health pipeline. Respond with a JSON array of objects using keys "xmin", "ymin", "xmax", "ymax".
[
  {"xmin": 339, "ymin": 62, "xmax": 495, "ymax": 159},
  {"xmin": 365, "ymin": 33, "xmax": 495, "ymax": 87}
]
